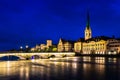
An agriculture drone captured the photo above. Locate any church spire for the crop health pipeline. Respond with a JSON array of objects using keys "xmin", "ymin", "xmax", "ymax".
[
  {"xmin": 84, "ymin": 10, "xmax": 92, "ymax": 40},
  {"xmin": 86, "ymin": 10, "xmax": 90, "ymax": 29}
]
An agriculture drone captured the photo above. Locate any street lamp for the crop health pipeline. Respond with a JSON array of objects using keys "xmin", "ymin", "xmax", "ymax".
[
  {"xmin": 20, "ymin": 46, "xmax": 23, "ymax": 50},
  {"xmin": 26, "ymin": 45, "xmax": 29, "ymax": 52},
  {"xmin": 26, "ymin": 45, "xmax": 29, "ymax": 49},
  {"xmin": 20, "ymin": 46, "xmax": 23, "ymax": 52}
]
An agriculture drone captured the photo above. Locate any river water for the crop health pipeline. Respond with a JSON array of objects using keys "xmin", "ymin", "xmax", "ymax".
[{"xmin": 0, "ymin": 57, "xmax": 120, "ymax": 80}]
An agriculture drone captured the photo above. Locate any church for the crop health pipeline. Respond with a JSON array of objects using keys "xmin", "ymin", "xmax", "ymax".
[{"xmin": 58, "ymin": 12, "xmax": 120, "ymax": 55}]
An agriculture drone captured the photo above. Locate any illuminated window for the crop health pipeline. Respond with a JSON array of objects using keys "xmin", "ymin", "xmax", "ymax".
[
  {"xmin": 96, "ymin": 52, "xmax": 97, "ymax": 54},
  {"xmin": 114, "ymin": 51, "xmax": 116, "ymax": 54},
  {"xmin": 102, "ymin": 51, "xmax": 104, "ymax": 54},
  {"xmin": 98, "ymin": 51, "xmax": 99, "ymax": 54},
  {"xmin": 108, "ymin": 52, "xmax": 111, "ymax": 54}
]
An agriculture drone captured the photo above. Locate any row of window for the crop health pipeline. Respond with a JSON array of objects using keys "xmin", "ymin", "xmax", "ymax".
[
  {"xmin": 83, "ymin": 51, "xmax": 105, "ymax": 54},
  {"xmin": 109, "ymin": 45, "xmax": 120, "ymax": 47},
  {"xmin": 83, "ymin": 44, "xmax": 105, "ymax": 47},
  {"xmin": 83, "ymin": 47, "xmax": 105, "ymax": 50}
]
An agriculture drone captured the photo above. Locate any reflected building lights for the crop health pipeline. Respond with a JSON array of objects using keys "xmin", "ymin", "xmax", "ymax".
[
  {"xmin": 20, "ymin": 67, "xmax": 24, "ymax": 80},
  {"xmin": 83, "ymin": 63, "xmax": 88, "ymax": 69},
  {"xmin": 39, "ymin": 67, "xmax": 44, "ymax": 78},
  {"xmin": 7, "ymin": 61, "xmax": 10, "ymax": 67},
  {"xmin": 0, "ymin": 57, "xmax": 120, "ymax": 80},
  {"xmin": 7, "ymin": 61, "xmax": 10, "ymax": 76},
  {"xmin": 113, "ymin": 58, "xmax": 117, "ymax": 63},
  {"xmin": 108, "ymin": 58, "xmax": 117, "ymax": 63},
  {"xmin": 25, "ymin": 67, "xmax": 29, "ymax": 80},
  {"xmin": 95, "ymin": 57, "xmax": 105, "ymax": 64},
  {"xmin": 97, "ymin": 65, "xmax": 105, "ymax": 74},
  {"xmin": 83, "ymin": 57, "xmax": 91, "ymax": 62},
  {"xmin": 83, "ymin": 63, "xmax": 92, "ymax": 76},
  {"xmin": 72, "ymin": 63, "xmax": 77, "ymax": 69},
  {"xmin": 72, "ymin": 63, "xmax": 78, "ymax": 76},
  {"xmin": 66, "ymin": 62, "xmax": 69, "ymax": 67},
  {"xmin": 61, "ymin": 62, "xmax": 65, "ymax": 66},
  {"xmin": 73, "ymin": 58, "xmax": 78, "ymax": 62}
]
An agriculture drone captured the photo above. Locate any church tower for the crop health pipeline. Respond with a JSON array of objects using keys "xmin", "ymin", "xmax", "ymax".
[{"xmin": 84, "ymin": 11, "xmax": 92, "ymax": 40}]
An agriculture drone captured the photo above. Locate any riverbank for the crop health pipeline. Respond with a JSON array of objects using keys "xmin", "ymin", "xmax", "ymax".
[{"xmin": 75, "ymin": 53, "xmax": 120, "ymax": 57}]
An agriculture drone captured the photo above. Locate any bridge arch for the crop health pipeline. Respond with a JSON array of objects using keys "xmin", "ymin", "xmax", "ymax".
[
  {"xmin": 48, "ymin": 55, "xmax": 56, "ymax": 58},
  {"xmin": 62, "ymin": 54, "xmax": 67, "ymax": 57},
  {"xmin": 0, "ymin": 55, "xmax": 25, "ymax": 60}
]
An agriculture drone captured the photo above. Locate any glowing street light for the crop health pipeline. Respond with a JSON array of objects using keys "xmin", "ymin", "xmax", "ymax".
[
  {"xmin": 26, "ymin": 45, "xmax": 29, "ymax": 49},
  {"xmin": 20, "ymin": 46, "xmax": 23, "ymax": 49},
  {"xmin": 20, "ymin": 46, "xmax": 23, "ymax": 52},
  {"xmin": 25, "ymin": 45, "xmax": 29, "ymax": 52}
]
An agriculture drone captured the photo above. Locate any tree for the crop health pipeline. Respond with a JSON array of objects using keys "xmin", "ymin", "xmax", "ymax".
[{"xmin": 52, "ymin": 48, "xmax": 57, "ymax": 52}]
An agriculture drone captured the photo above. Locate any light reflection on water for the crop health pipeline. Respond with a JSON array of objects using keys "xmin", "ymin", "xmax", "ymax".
[{"xmin": 0, "ymin": 57, "xmax": 120, "ymax": 80}]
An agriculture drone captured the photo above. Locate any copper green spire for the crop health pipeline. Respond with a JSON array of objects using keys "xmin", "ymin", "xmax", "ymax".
[{"xmin": 86, "ymin": 10, "xmax": 90, "ymax": 29}]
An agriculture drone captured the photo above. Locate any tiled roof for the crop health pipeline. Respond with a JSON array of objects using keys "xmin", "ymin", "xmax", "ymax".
[
  {"xmin": 76, "ymin": 38, "xmax": 85, "ymax": 42},
  {"xmin": 60, "ymin": 36, "xmax": 114, "ymax": 44},
  {"xmin": 85, "ymin": 36, "xmax": 112, "ymax": 42}
]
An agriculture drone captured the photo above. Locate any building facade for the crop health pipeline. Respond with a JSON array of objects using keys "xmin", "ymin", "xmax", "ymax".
[
  {"xmin": 31, "ymin": 40, "xmax": 53, "ymax": 51},
  {"xmin": 46, "ymin": 40, "xmax": 52, "ymax": 48},
  {"xmin": 107, "ymin": 39, "xmax": 120, "ymax": 54},
  {"xmin": 74, "ymin": 12, "xmax": 120, "ymax": 54},
  {"xmin": 40, "ymin": 44, "xmax": 46, "ymax": 50},
  {"xmin": 57, "ymin": 38, "xmax": 74, "ymax": 52},
  {"xmin": 74, "ymin": 38, "xmax": 83, "ymax": 53},
  {"xmin": 82, "ymin": 36, "xmax": 109, "ymax": 54}
]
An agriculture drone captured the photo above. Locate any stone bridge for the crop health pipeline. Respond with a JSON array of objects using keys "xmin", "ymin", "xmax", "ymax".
[{"xmin": 0, "ymin": 52, "xmax": 75, "ymax": 60}]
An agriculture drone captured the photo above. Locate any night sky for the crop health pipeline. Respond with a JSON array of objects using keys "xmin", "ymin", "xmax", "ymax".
[{"xmin": 0, "ymin": 0, "xmax": 120, "ymax": 51}]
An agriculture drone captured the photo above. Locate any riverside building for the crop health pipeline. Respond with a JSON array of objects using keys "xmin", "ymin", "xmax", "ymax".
[
  {"xmin": 74, "ymin": 12, "xmax": 120, "ymax": 54},
  {"xmin": 57, "ymin": 38, "xmax": 75, "ymax": 52}
]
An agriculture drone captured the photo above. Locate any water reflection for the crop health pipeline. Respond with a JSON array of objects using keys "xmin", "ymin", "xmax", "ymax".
[
  {"xmin": 79, "ymin": 57, "xmax": 120, "ymax": 65},
  {"xmin": 0, "ymin": 57, "xmax": 120, "ymax": 80}
]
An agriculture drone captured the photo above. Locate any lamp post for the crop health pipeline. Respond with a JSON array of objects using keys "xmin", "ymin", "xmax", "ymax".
[
  {"xmin": 20, "ymin": 46, "xmax": 23, "ymax": 52},
  {"xmin": 25, "ymin": 45, "xmax": 29, "ymax": 52}
]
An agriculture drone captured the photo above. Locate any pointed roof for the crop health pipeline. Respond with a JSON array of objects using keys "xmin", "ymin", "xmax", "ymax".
[
  {"xmin": 86, "ymin": 10, "xmax": 90, "ymax": 29},
  {"xmin": 60, "ymin": 38, "xmax": 75, "ymax": 44}
]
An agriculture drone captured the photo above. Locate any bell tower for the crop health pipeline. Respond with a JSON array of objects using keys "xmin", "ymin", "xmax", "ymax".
[{"xmin": 85, "ymin": 11, "xmax": 92, "ymax": 40}]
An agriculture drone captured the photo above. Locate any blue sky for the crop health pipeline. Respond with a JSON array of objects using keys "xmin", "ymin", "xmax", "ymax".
[{"xmin": 0, "ymin": 0, "xmax": 120, "ymax": 51}]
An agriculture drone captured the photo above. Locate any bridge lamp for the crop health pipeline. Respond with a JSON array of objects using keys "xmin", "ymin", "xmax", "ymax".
[
  {"xmin": 26, "ymin": 45, "xmax": 29, "ymax": 48},
  {"xmin": 20, "ymin": 46, "xmax": 23, "ymax": 49}
]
